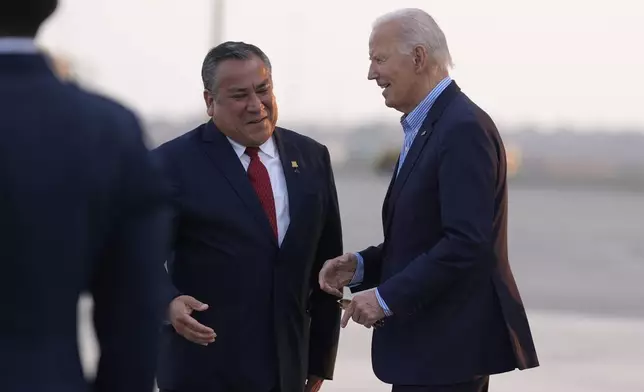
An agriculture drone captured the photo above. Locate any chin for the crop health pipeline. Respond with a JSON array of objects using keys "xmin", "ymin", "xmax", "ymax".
[
  {"xmin": 247, "ymin": 127, "xmax": 273, "ymax": 143},
  {"xmin": 384, "ymin": 97, "xmax": 396, "ymax": 109}
]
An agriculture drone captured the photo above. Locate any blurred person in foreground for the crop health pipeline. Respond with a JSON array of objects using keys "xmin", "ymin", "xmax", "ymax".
[
  {"xmin": 153, "ymin": 41, "xmax": 342, "ymax": 392},
  {"xmin": 319, "ymin": 8, "xmax": 539, "ymax": 392},
  {"xmin": 0, "ymin": 1, "xmax": 170, "ymax": 392}
]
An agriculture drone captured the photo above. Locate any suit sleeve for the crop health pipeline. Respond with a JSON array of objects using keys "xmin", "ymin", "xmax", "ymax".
[
  {"xmin": 377, "ymin": 121, "xmax": 497, "ymax": 315},
  {"xmin": 90, "ymin": 112, "xmax": 172, "ymax": 392},
  {"xmin": 351, "ymin": 243, "xmax": 384, "ymax": 292},
  {"xmin": 308, "ymin": 146, "xmax": 343, "ymax": 380},
  {"xmin": 150, "ymin": 146, "xmax": 184, "ymax": 305}
]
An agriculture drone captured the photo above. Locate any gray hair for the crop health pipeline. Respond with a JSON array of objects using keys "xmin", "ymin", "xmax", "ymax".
[
  {"xmin": 373, "ymin": 8, "xmax": 453, "ymax": 70},
  {"xmin": 201, "ymin": 41, "xmax": 272, "ymax": 93}
]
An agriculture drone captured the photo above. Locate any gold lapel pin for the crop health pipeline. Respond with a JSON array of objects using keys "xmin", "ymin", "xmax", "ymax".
[{"xmin": 291, "ymin": 161, "xmax": 299, "ymax": 168}]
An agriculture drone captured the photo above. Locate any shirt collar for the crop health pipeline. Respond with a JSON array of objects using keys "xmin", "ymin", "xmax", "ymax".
[
  {"xmin": 227, "ymin": 135, "xmax": 278, "ymax": 159},
  {"xmin": 0, "ymin": 38, "xmax": 39, "ymax": 54},
  {"xmin": 401, "ymin": 75, "xmax": 453, "ymax": 135}
]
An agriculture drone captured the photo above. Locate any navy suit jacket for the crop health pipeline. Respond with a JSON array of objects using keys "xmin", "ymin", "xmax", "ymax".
[
  {"xmin": 153, "ymin": 122, "xmax": 342, "ymax": 392},
  {"xmin": 356, "ymin": 81, "xmax": 539, "ymax": 385},
  {"xmin": 0, "ymin": 54, "xmax": 170, "ymax": 392}
]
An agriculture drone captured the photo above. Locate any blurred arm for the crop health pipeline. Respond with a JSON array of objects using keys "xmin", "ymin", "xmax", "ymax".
[
  {"xmin": 150, "ymin": 148, "xmax": 183, "ymax": 305},
  {"xmin": 90, "ymin": 112, "xmax": 171, "ymax": 392}
]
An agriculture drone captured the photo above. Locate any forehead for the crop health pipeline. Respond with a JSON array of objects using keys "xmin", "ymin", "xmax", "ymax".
[
  {"xmin": 216, "ymin": 56, "xmax": 271, "ymax": 89},
  {"xmin": 369, "ymin": 21, "xmax": 402, "ymax": 55}
]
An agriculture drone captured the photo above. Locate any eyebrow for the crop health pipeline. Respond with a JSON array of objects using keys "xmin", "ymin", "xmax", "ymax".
[{"xmin": 227, "ymin": 79, "xmax": 270, "ymax": 93}]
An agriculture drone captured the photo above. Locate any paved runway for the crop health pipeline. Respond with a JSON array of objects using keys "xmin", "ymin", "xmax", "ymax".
[
  {"xmin": 78, "ymin": 298, "xmax": 644, "ymax": 391},
  {"xmin": 76, "ymin": 173, "xmax": 644, "ymax": 390}
]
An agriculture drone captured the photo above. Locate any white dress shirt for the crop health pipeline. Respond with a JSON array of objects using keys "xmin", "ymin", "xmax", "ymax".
[
  {"xmin": 0, "ymin": 37, "xmax": 38, "ymax": 54},
  {"xmin": 227, "ymin": 136, "xmax": 290, "ymax": 246}
]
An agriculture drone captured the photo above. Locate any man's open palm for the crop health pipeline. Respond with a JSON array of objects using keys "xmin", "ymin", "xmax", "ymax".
[{"xmin": 318, "ymin": 253, "xmax": 358, "ymax": 297}]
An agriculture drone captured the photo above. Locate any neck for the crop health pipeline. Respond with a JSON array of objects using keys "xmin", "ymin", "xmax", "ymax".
[{"xmin": 402, "ymin": 70, "xmax": 449, "ymax": 114}]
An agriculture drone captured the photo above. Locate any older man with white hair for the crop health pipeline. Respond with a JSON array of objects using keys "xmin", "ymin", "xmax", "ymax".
[{"xmin": 320, "ymin": 8, "xmax": 539, "ymax": 392}]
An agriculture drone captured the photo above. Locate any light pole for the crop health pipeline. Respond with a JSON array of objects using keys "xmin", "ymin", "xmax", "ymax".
[{"xmin": 212, "ymin": 0, "xmax": 225, "ymax": 47}]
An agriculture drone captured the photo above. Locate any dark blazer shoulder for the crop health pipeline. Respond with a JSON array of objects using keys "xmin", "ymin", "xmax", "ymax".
[
  {"xmin": 441, "ymin": 90, "xmax": 495, "ymax": 126},
  {"xmin": 277, "ymin": 126, "xmax": 326, "ymax": 151},
  {"xmin": 55, "ymin": 83, "xmax": 145, "ymax": 149},
  {"xmin": 155, "ymin": 123, "xmax": 204, "ymax": 154},
  {"xmin": 276, "ymin": 126, "xmax": 330, "ymax": 171},
  {"xmin": 63, "ymin": 83, "xmax": 138, "ymax": 122},
  {"xmin": 435, "ymin": 90, "xmax": 500, "ymax": 149}
]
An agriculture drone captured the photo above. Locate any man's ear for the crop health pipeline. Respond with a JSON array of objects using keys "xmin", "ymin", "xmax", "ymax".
[
  {"xmin": 203, "ymin": 90, "xmax": 214, "ymax": 117},
  {"xmin": 413, "ymin": 45, "xmax": 429, "ymax": 73}
]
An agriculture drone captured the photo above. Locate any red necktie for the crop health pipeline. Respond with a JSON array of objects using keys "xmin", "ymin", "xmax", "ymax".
[{"xmin": 245, "ymin": 147, "xmax": 278, "ymax": 239}]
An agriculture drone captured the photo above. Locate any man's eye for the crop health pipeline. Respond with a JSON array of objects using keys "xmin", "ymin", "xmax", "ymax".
[{"xmin": 232, "ymin": 95, "xmax": 247, "ymax": 99}]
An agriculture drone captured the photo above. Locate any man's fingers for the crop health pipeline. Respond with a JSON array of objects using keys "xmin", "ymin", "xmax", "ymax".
[
  {"xmin": 319, "ymin": 269, "xmax": 343, "ymax": 297},
  {"xmin": 319, "ymin": 263, "xmax": 343, "ymax": 297},
  {"xmin": 181, "ymin": 328, "xmax": 216, "ymax": 345},
  {"xmin": 320, "ymin": 281, "xmax": 343, "ymax": 297},
  {"xmin": 353, "ymin": 309, "xmax": 367, "ymax": 326},
  {"xmin": 178, "ymin": 314, "xmax": 216, "ymax": 335},
  {"xmin": 318, "ymin": 271, "xmax": 333, "ymax": 293},
  {"xmin": 341, "ymin": 303, "xmax": 355, "ymax": 328},
  {"xmin": 183, "ymin": 296, "xmax": 209, "ymax": 312},
  {"xmin": 175, "ymin": 322, "xmax": 216, "ymax": 346},
  {"xmin": 305, "ymin": 379, "xmax": 323, "ymax": 392}
]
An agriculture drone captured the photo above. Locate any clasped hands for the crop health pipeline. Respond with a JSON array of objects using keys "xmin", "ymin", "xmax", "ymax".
[{"xmin": 318, "ymin": 253, "xmax": 386, "ymax": 329}]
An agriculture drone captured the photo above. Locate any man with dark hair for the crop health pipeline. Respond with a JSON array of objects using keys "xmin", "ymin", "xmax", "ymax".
[
  {"xmin": 0, "ymin": 1, "xmax": 170, "ymax": 392},
  {"xmin": 154, "ymin": 41, "xmax": 343, "ymax": 392}
]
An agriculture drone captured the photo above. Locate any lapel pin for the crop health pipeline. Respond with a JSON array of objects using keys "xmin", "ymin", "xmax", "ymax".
[
  {"xmin": 291, "ymin": 161, "xmax": 298, "ymax": 168},
  {"xmin": 420, "ymin": 130, "xmax": 427, "ymax": 136}
]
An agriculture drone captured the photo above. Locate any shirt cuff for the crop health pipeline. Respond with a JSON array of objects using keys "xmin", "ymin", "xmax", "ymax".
[
  {"xmin": 348, "ymin": 252, "xmax": 365, "ymax": 287},
  {"xmin": 375, "ymin": 288, "xmax": 394, "ymax": 316}
]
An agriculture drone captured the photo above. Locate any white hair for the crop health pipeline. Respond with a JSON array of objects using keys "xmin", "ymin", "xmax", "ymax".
[{"xmin": 373, "ymin": 8, "xmax": 453, "ymax": 70}]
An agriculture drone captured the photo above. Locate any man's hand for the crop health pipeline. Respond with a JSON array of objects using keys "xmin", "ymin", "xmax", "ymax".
[
  {"xmin": 318, "ymin": 253, "xmax": 358, "ymax": 297},
  {"xmin": 341, "ymin": 290, "xmax": 385, "ymax": 328},
  {"xmin": 304, "ymin": 375, "xmax": 324, "ymax": 392},
  {"xmin": 168, "ymin": 295, "xmax": 216, "ymax": 346}
]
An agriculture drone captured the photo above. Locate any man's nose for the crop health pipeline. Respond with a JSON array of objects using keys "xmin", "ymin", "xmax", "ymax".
[
  {"xmin": 246, "ymin": 92, "xmax": 264, "ymax": 112},
  {"xmin": 367, "ymin": 64, "xmax": 377, "ymax": 80}
]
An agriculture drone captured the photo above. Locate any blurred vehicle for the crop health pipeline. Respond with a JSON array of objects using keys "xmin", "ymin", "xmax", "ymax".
[{"xmin": 373, "ymin": 147, "xmax": 399, "ymax": 174}]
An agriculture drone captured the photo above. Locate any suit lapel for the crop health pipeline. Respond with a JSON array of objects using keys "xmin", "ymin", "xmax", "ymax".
[
  {"xmin": 381, "ymin": 158, "xmax": 399, "ymax": 238},
  {"xmin": 388, "ymin": 120, "xmax": 435, "ymax": 205},
  {"xmin": 384, "ymin": 81, "xmax": 461, "ymax": 232},
  {"xmin": 273, "ymin": 128, "xmax": 305, "ymax": 247},
  {"xmin": 200, "ymin": 121, "xmax": 278, "ymax": 245}
]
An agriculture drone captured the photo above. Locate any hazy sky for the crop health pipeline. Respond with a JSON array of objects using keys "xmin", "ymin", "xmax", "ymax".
[{"xmin": 39, "ymin": 0, "xmax": 644, "ymax": 130}]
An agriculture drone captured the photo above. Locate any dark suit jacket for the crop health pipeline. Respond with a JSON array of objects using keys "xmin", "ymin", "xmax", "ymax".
[
  {"xmin": 0, "ymin": 54, "xmax": 170, "ymax": 392},
  {"xmin": 355, "ymin": 81, "xmax": 539, "ymax": 385},
  {"xmin": 153, "ymin": 121, "xmax": 342, "ymax": 392}
]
